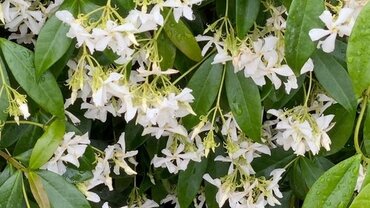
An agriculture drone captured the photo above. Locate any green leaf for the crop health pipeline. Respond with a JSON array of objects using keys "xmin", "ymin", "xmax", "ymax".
[
  {"xmin": 350, "ymin": 183, "xmax": 370, "ymax": 208},
  {"xmin": 163, "ymin": 9, "xmax": 202, "ymax": 62},
  {"xmin": 0, "ymin": 122, "xmax": 42, "ymax": 148},
  {"xmin": 183, "ymin": 55, "xmax": 223, "ymax": 128},
  {"xmin": 177, "ymin": 158, "xmax": 208, "ymax": 208},
  {"xmin": 34, "ymin": 0, "xmax": 79, "ymax": 78},
  {"xmin": 347, "ymin": 3, "xmax": 370, "ymax": 98},
  {"xmin": 285, "ymin": 0, "xmax": 324, "ymax": 74},
  {"xmin": 252, "ymin": 147, "xmax": 295, "ymax": 177},
  {"xmin": 29, "ymin": 171, "xmax": 50, "ymax": 208},
  {"xmin": 290, "ymin": 157, "xmax": 325, "ymax": 199},
  {"xmin": 0, "ymin": 57, "xmax": 9, "ymax": 122},
  {"xmin": 29, "ymin": 119, "xmax": 66, "ymax": 169},
  {"xmin": 37, "ymin": 170, "xmax": 90, "ymax": 208},
  {"xmin": 0, "ymin": 171, "xmax": 23, "ymax": 208},
  {"xmin": 0, "ymin": 38, "xmax": 65, "ymax": 118},
  {"xmin": 323, "ymin": 104, "xmax": 356, "ymax": 155},
  {"xmin": 13, "ymin": 115, "xmax": 43, "ymax": 156},
  {"xmin": 34, "ymin": 16, "xmax": 72, "ymax": 77},
  {"xmin": 157, "ymin": 32, "xmax": 176, "ymax": 70},
  {"xmin": 0, "ymin": 165, "xmax": 15, "ymax": 186},
  {"xmin": 312, "ymin": 50, "xmax": 357, "ymax": 112},
  {"xmin": 302, "ymin": 155, "xmax": 361, "ymax": 208},
  {"xmin": 236, "ymin": 0, "xmax": 260, "ymax": 38},
  {"xmin": 225, "ymin": 63, "xmax": 261, "ymax": 141}
]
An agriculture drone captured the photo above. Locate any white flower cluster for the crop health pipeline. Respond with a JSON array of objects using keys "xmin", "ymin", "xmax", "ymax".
[
  {"xmin": 309, "ymin": 0, "xmax": 368, "ymax": 53},
  {"xmin": 267, "ymin": 94, "xmax": 336, "ymax": 156},
  {"xmin": 196, "ymin": 3, "xmax": 313, "ymax": 94},
  {"xmin": 78, "ymin": 132, "xmax": 138, "ymax": 203},
  {"xmin": 43, "ymin": 132, "xmax": 90, "ymax": 175},
  {"xmin": 1, "ymin": 0, "xmax": 63, "ymax": 43},
  {"xmin": 204, "ymin": 168, "xmax": 285, "ymax": 208},
  {"xmin": 202, "ymin": 113, "xmax": 285, "ymax": 207},
  {"xmin": 56, "ymin": 0, "xmax": 203, "ymax": 64}
]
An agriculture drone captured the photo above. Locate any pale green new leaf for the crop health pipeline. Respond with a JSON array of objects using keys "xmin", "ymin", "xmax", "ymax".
[{"xmin": 29, "ymin": 119, "xmax": 66, "ymax": 169}]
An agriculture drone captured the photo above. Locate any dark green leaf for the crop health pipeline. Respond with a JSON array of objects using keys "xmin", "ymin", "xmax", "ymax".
[
  {"xmin": 157, "ymin": 32, "xmax": 176, "ymax": 70},
  {"xmin": 13, "ymin": 115, "xmax": 43, "ymax": 155},
  {"xmin": 0, "ymin": 171, "xmax": 23, "ymax": 208},
  {"xmin": 30, "ymin": 0, "xmax": 79, "ymax": 78},
  {"xmin": 0, "ymin": 38, "xmax": 65, "ymax": 118},
  {"xmin": 253, "ymin": 147, "xmax": 295, "ymax": 177},
  {"xmin": 177, "ymin": 158, "xmax": 208, "ymax": 208},
  {"xmin": 29, "ymin": 119, "xmax": 66, "ymax": 169},
  {"xmin": 0, "ymin": 118, "xmax": 42, "ymax": 149},
  {"xmin": 347, "ymin": 2, "xmax": 370, "ymax": 98},
  {"xmin": 0, "ymin": 165, "xmax": 15, "ymax": 187},
  {"xmin": 183, "ymin": 55, "xmax": 223, "ymax": 128},
  {"xmin": 236, "ymin": 0, "xmax": 260, "ymax": 37},
  {"xmin": 350, "ymin": 183, "xmax": 370, "ymax": 208},
  {"xmin": 0, "ymin": 57, "xmax": 9, "ymax": 122},
  {"xmin": 163, "ymin": 9, "xmax": 202, "ymax": 62},
  {"xmin": 35, "ymin": 15, "xmax": 73, "ymax": 77},
  {"xmin": 63, "ymin": 168, "xmax": 93, "ymax": 184},
  {"xmin": 323, "ymin": 104, "xmax": 356, "ymax": 155},
  {"xmin": 302, "ymin": 155, "xmax": 361, "ymax": 208},
  {"xmin": 37, "ymin": 170, "xmax": 90, "ymax": 208},
  {"xmin": 29, "ymin": 171, "xmax": 50, "ymax": 208},
  {"xmin": 290, "ymin": 157, "xmax": 325, "ymax": 199},
  {"xmin": 312, "ymin": 50, "xmax": 357, "ymax": 112},
  {"xmin": 225, "ymin": 63, "xmax": 261, "ymax": 141},
  {"xmin": 285, "ymin": 0, "xmax": 324, "ymax": 74}
]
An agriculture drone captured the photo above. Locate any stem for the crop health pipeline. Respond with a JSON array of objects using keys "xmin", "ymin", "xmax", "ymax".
[
  {"xmin": 5, "ymin": 120, "xmax": 45, "ymax": 129},
  {"xmin": 211, "ymin": 64, "xmax": 226, "ymax": 127},
  {"xmin": 303, "ymin": 72, "xmax": 312, "ymax": 107},
  {"xmin": 22, "ymin": 180, "xmax": 31, "ymax": 208},
  {"xmin": 354, "ymin": 87, "xmax": 370, "ymax": 162},
  {"xmin": 172, "ymin": 50, "xmax": 215, "ymax": 85},
  {"xmin": 0, "ymin": 150, "xmax": 27, "ymax": 171}
]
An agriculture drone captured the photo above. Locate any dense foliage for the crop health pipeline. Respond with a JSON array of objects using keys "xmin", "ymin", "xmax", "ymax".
[{"xmin": 0, "ymin": 0, "xmax": 370, "ymax": 207}]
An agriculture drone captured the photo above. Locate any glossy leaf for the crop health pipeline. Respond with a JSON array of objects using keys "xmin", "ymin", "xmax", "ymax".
[
  {"xmin": 350, "ymin": 184, "xmax": 370, "ymax": 208},
  {"xmin": 285, "ymin": 0, "xmax": 324, "ymax": 74},
  {"xmin": 163, "ymin": 9, "xmax": 202, "ymax": 62},
  {"xmin": 34, "ymin": 0, "xmax": 79, "ymax": 78},
  {"xmin": 302, "ymin": 155, "xmax": 361, "ymax": 208},
  {"xmin": 290, "ymin": 157, "xmax": 325, "ymax": 199},
  {"xmin": 312, "ymin": 50, "xmax": 357, "ymax": 112},
  {"xmin": 0, "ymin": 57, "xmax": 9, "ymax": 122},
  {"xmin": 235, "ymin": 0, "xmax": 260, "ymax": 37},
  {"xmin": 0, "ymin": 171, "xmax": 23, "ymax": 208},
  {"xmin": 177, "ymin": 158, "xmax": 208, "ymax": 208},
  {"xmin": 0, "ymin": 122, "xmax": 42, "ymax": 148},
  {"xmin": 347, "ymin": 2, "xmax": 370, "ymax": 98},
  {"xmin": 0, "ymin": 165, "xmax": 15, "ymax": 186},
  {"xmin": 323, "ymin": 104, "xmax": 356, "ymax": 155},
  {"xmin": 183, "ymin": 55, "xmax": 223, "ymax": 128},
  {"xmin": 29, "ymin": 171, "xmax": 50, "ymax": 208},
  {"xmin": 225, "ymin": 63, "xmax": 261, "ymax": 141},
  {"xmin": 0, "ymin": 38, "xmax": 64, "ymax": 118},
  {"xmin": 29, "ymin": 119, "xmax": 66, "ymax": 169},
  {"xmin": 253, "ymin": 147, "xmax": 295, "ymax": 177},
  {"xmin": 157, "ymin": 32, "xmax": 176, "ymax": 70},
  {"xmin": 13, "ymin": 115, "xmax": 43, "ymax": 156},
  {"xmin": 37, "ymin": 170, "xmax": 90, "ymax": 208}
]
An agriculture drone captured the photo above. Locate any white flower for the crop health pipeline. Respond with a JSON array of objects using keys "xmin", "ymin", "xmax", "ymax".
[
  {"xmin": 55, "ymin": 10, "xmax": 95, "ymax": 52},
  {"xmin": 152, "ymin": 144, "xmax": 197, "ymax": 174},
  {"xmin": 43, "ymin": 132, "xmax": 90, "ymax": 175},
  {"xmin": 309, "ymin": 8, "xmax": 355, "ymax": 53},
  {"xmin": 203, "ymin": 174, "xmax": 233, "ymax": 207},
  {"xmin": 161, "ymin": 194, "xmax": 180, "ymax": 208},
  {"xmin": 112, "ymin": 132, "xmax": 138, "ymax": 175}
]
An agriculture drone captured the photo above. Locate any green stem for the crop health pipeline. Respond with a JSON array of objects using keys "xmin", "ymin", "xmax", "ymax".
[
  {"xmin": 5, "ymin": 120, "xmax": 45, "ymax": 129},
  {"xmin": 172, "ymin": 50, "xmax": 215, "ymax": 85},
  {"xmin": 354, "ymin": 87, "xmax": 370, "ymax": 163},
  {"xmin": 0, "ymin": 150, "xmax": 27, "ymax": 171}
]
